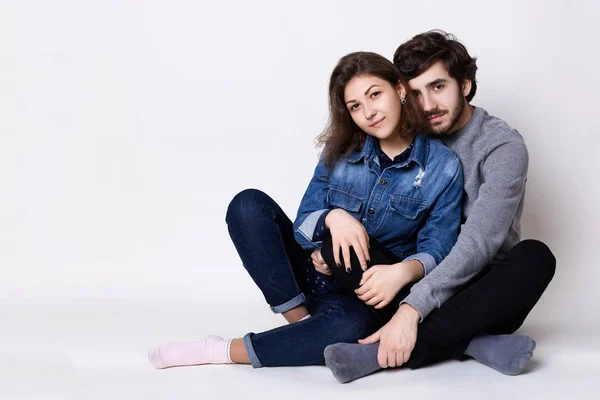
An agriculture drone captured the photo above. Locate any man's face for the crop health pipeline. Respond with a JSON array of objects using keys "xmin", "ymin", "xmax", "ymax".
[{"xmin": 408, "ymin": 60, "xmax": 470, "ymax": 135}]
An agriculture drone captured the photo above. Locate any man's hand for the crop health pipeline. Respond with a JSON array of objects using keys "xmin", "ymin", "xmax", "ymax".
[
  {"xmin": 311, "ymin": 249, "xmax": 331, "ymax": 275},
  {"xmin": 358, "ymin": 304, "xmax": 420, "ymax": 368},
  {"xmin": 354, "ymin": 264, "xmax": 410, "ymax": 309}
]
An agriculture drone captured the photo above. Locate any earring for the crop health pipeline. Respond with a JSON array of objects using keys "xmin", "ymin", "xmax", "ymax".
[{"xmin": 401, "ymin": 98, "xmax": 407, "ymax": 105}]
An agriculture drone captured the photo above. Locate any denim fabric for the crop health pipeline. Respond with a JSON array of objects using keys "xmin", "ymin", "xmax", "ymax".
[
  {"xmin": 311, "ymin": 141, "xmax": 411, "ymax": 240},
  {"xmin": 226, "ymin": 189, "xmax": 379, "ymax": 367},
  {"xmin": 293, "ymin": 135, "xmax": 463, "ymax": 276},
  {"xmin": 244, "ymin": 292, "xmax": 379, "ymax": 367},
  {"xmin": 226, "ymin": 189, "xmax": 311, "ymax": 314}
]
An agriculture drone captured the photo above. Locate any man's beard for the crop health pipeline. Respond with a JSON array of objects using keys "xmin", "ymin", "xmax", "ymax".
[{"xmin": 425, "ymin": 93, "xmax": 465, "ymax": 135}]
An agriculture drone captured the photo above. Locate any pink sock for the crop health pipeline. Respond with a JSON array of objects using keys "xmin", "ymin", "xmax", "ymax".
[{"xmin": 148, "ymin": 336, "xmax": 233, "ymax": 369}]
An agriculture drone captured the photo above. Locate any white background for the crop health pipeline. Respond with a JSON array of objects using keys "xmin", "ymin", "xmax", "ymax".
[{"xmin": 2, "ymin": 0, "xmax": 599, "ymax": 330}]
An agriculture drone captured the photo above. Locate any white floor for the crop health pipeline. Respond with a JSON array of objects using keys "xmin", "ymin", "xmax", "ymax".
[{"xmin": 2, "ymin": 298, "xmax": 598, "ymax": 400}]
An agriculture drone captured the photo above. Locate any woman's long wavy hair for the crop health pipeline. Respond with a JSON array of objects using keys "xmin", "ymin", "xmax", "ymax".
[{"xmin": 317, "ymin": 51, "xmax": 428, "ymax": 170}]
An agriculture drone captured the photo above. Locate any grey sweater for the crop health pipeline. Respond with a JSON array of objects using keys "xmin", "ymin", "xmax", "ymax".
[{"xmin": 403, "ymin": 106, "xmax": 528, "ymax": 321}]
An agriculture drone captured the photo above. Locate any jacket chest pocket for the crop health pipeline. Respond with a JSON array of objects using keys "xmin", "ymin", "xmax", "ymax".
[
  {"xmin": 327, "ymin": 187, "xmax": 365, "ymax": 218},
  {"xmin": 385, "ymin": 195, "xmax": 428, "ymax": 240}
]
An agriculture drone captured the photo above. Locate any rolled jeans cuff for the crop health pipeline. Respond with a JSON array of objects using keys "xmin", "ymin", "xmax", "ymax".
[
  {"xmin": 270, "ymin": 293, "xmax": 306, "ymax": 314},
  {"xmin": 243, "ymin": 333, "xmax": 263, "ymax": 368}
]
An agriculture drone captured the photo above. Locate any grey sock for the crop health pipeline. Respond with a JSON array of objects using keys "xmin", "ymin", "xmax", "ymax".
[
  {"xmin": 464, "ymin": 334, "xmax": 536, "ymax": 375},
  {"xmin": 324, "ymin": 343, "xmax": 381, "ymax": 383}
]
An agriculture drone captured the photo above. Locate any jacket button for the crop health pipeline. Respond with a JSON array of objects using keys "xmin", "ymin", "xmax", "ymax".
[
  {"xmin": 380, "ymin": 179, "xmax": 388, "ymax": 185},
  {"xmin": 368, "ymin": 208, "xmax": 375, "ymax": 214}
]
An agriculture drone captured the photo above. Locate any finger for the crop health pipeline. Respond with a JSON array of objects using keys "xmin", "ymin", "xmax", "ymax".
[
  {"xmin": 358, "ymin": 329, "xmax": 380, "ymax": 344},
  {"xmin": 332, "ymin": 241, "xmax": 341, "ymax": 267},
  {"xmin": 351, "ymin": 239, "xmax": 368, "ymax": 271},
  {"xmin": 395, "ymin": 352, "xmax": 403, "ymax": 368},
  {"xmin": 385, "ymin": 351, "xmax": 395, "ymax": 368},
  {"xmin": 404, "ymin": 348, "xmax": 413, "ymax": 364},
  {"xmin": 354, "ymin": 281, "xmax": 371, "ymax": 295},
  {"xmin": 359, "ymin": 267, "xmax": 376, "ymax": 285},
  {"xmin": 313, "ymin": 260, "xmax": 328, "ymax": 272},
  {"xmin": 312, "ymin": 258, "xmax": 326, "ymax": 269},
  {"xmin": 357, "ymin": 289, "xmax": 376, "ymax": 302},
  {"xmin": 378, "ymin": 347, "xmax": 388, "ymax": 368},
  {"xmin": 366, "ymin": 296, "xmax": 382, "ymax": 306},
  {"xmin": 373, "ymin": 299, "xmax": 389, "ymax": 309},
  {"xmin": 315, "ymin": 251, "xmax": 325, "ymax": 264},
  {"xmin": 341, "ymin": 243, "xmax": 352, "ymax": 273},
  {"xmin": 315, "ymin": 264, "xmax": 332, "ymax": 275},
  {"xmin": 357, "ymin": 232, "xmax": 371, "ymax": 269}
]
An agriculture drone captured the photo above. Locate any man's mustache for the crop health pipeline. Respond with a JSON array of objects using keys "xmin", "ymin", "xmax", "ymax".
[{"xmin": 425, "ymin": 109, "xmax": 447, "ymax": 119}]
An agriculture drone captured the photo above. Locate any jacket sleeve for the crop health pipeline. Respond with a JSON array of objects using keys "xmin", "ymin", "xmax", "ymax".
[
  {"xmin": 293, "ymin": 159, "xmax": 331, "ymax": 250},
  {"xmin": 402, "ymin": 139, "xmax": 528, "ymax": 321},
  {"xmin": 403, "ymin": 156, "xmax": 463, "ymax": 276}
]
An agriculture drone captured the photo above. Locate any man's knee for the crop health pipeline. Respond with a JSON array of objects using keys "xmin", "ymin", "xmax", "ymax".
[{"xmin": 512, "ymin": 239, "xmax": 556, "ymax": 283}]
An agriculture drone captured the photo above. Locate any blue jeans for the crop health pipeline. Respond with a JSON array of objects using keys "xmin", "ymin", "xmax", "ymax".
[{"xmin": 226, "ymin": 189, "xmax": 380, "ymax": 367}]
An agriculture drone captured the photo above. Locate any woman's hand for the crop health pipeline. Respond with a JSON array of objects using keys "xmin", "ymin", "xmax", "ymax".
[
  {"xmin": 311, "ymin": 249, "xmax": 331, "ymax": 275},
  {"xmin": 354, "ymin": 263, "xmax": 412, "ymax": 309},
  {"xmin": 325, "ymin": 209, "xmax": 370, "ymax": 272}
]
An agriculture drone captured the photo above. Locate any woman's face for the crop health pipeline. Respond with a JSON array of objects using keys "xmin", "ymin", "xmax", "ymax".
[{"xmin": 343, "ymin": 74, "xmax": 405, "ymax": 141}]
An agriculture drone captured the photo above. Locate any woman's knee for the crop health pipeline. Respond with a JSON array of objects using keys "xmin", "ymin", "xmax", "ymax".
[{"xmin": 226, "ymin": 189, "xmax": 276, "ymax": 224}]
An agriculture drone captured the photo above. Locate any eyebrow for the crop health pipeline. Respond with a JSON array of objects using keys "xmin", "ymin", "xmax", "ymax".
[
  {"xmin": 345, "ymin": 85, "xmax": 380, "ymax": 105},
  {"xmin": 427, "ymin": 78, "xmax": 448, "ymax": 89}
]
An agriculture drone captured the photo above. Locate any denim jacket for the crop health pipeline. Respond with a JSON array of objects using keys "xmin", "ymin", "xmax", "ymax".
[{"xmin": 293, "ymin": 134, "xmax": 463, "ymax": 276}]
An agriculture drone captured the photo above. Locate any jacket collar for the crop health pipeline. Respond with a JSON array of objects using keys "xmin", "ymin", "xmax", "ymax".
[{"xmin": 346, "ymin": 134, "xmax": 429, "ymax": 169}]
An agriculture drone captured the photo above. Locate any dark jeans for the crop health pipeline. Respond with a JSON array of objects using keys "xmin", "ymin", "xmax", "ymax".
[
  {"xmin": 225, "ymin": 189, "xmax": 381, "ymax": 368},
  {"xmin": 226, "ymin": 189, "xmax": 556, "ymax": 369},
  {"xmin": 318, "ymin": 227, "xmax": 556, "ymax": 369}
]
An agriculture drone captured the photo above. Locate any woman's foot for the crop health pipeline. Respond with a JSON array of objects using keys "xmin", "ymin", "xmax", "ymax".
[{"xmin": 148, "ymin": 335, "xmax": 233, "ymax": 369}]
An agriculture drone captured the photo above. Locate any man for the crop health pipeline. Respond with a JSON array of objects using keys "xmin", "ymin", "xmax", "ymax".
[{"xmin": 323, "ymin": 30, "xmax": 556, "ymax": 383}]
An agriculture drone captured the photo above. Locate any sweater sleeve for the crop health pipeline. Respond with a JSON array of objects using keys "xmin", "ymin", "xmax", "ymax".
[{"xmin": 401, "ymin": 138, "xmax": 528, "ymax": 321}]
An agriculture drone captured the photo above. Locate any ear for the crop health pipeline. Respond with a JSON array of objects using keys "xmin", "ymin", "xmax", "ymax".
[
  {"xmin": 461, "ymin": 79, "xmax": 472, "ymax": 98},
  {"xmin": 396, "ymin": 82, "xmax": 406, "ymax": 100}
]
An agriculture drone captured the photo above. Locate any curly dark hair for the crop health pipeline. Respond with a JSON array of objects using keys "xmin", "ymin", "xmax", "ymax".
[
  {"xmin": 393, "ymin": 30, "xmax": 478, "ymax": 102},
  {"xmin": 317, "ymin": 52, "xmax": 428, "ymax": 170}
]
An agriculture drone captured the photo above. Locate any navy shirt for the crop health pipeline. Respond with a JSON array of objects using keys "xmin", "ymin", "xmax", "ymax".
[{"xmin": 374, "ymin": 139, "xmax": 415, "ymax": 172}]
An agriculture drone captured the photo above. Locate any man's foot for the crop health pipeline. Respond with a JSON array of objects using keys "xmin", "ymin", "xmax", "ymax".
[
  {"xmin": 324, "ymin": 343, "xmax": 381, "ymax": 383},
  {"xmin": 464, "ymin": 334, "xmax": 536, "ymax": 375},
  {"xmin": 324, "ymin": 334, "xmax": 537, "ymax": 382}
]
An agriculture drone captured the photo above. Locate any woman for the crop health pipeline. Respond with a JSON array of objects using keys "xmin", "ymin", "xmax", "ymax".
[{"xmin": 148, "ymin": 52, "xmax": 463, "ymax": 368}]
